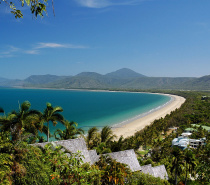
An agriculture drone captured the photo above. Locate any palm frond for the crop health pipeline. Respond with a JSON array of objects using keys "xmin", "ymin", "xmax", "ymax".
[
  {"xmin": 0, "ymin": 107, "xmax": 4, "ymax": 113},
  {"xmin": 20, "ymin": 101, "xmax": 31, "ymax": 112}
]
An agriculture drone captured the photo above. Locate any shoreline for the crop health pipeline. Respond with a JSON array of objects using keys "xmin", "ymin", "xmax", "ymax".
[
  {"xmin": 112, "ymin": 94, "xmax": 186, "ymax": 138},
  {"xmin": 3, "ymin": 87, "xmax": 186, "ymax": 138}
]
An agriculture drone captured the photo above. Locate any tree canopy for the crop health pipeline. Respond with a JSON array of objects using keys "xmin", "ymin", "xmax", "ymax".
[{"xmin": 0, "ymin": 0, "xmax": 51, "ymax": 18}]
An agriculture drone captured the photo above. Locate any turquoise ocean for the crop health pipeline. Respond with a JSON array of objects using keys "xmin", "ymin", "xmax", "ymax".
[{"xmin": 0, "ymin": 88, "xmax": 171, "ymax": 138}]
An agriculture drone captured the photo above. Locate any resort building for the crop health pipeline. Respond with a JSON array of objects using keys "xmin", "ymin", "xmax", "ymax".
[
  {"xmin": 172, "ymin": 136, "xmax": 206, "ymax": 149},
  {"xmin": 172, "ymin": 136, "xmax": 189, "ymax": 150},
  {"xmin": 33, "ymin": 138, "xmax": 168, "ymax": 180},
  {"xmin": 184, "ymin": 127, "xmax": 196, "ymax": 133},
  {"xmin": 181, "ymin": 132, "xmax": 192, "ymax": 137},
  {"xmin": 189, "ymin": 138, "xmax": 206, "ymax": 149},
  {"xmin": 33, "ymin": 138, "xmax": 141, "ymax": 169}
]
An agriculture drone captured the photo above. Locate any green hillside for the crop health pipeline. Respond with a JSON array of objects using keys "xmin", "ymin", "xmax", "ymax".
[{"xmin": 0, "ymin": 68, "xmax": 209, "ymax": 90}]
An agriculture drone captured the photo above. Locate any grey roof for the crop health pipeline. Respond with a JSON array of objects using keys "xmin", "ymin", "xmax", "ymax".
[
  {"xmin": 88, "ymin": 150, "xmax": 99, "ymax": 164},
  {"xmin": 152, "ymin": 165, "xmax": 168, "ymax": 180},
  {"xmin": 106, "ymin": 149, "xmax": 141, "ymax": 172},
  {"xmin": 140, "ymin": 164, "xmax": 154, "ymax": 176},
  {"xmin": 141, "ymin": 164, "xmax": 168, "ymax": 180},
  {"xmin": 33, "ymin": 139, "xmax": 141, "ymax": 172},
  {"xmin": 33, "ymin": 138, "xmax": 92, "ymax": 164}
]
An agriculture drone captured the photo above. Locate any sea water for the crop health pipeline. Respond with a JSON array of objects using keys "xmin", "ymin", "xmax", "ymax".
[{"xmin": 0, "ymin": 88, "xmax": 171, "ymax": 138}]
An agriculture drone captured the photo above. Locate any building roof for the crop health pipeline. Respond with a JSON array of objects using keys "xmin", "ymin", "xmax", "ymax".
[
  {"xmin": 185, "ymin": 128, "xmax": 196, "ymax": 132},
  {"xmin": 33, "ymin": 138, "xmax": 92, "ymax": 164},
  {"xmin": 141, "ymin": 164, "xmax": 154, "ymax": 175},
  {"xmin": 191, "ymin": 124, "xmax": 210, "ymax": 131},
  {"xmin": 33, "ymin": 138, "xmax": 142, "ymax": 171},
  {"xmin": 33, "ymin": 138, "xmax": 169, "ymax": 179},
  {"xmin": 202, "ymin": 126, "xmax": 210, "ymax": 131},
  {"xmin": 152, "ymin": 165, "xmax": 169, "ymax": 180},
  {"xmin": 88, "ymin": 150, "xmax": 99, "ymax": 164},
  {"xmin": 181, "ymin": 132, "xmax": 192, "ymax": 137},
  {"xmin": 141, "ymin": 164, "xmax": 168, "ymax": 180},
  {"xmin": 106, "ymin": 149, "xmax": 141, "ymax": 172}
]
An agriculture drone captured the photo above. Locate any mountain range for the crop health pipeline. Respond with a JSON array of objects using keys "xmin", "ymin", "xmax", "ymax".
[{"xmin": 0, "ymin": 68, "xmax": 209, "ymax": 90}]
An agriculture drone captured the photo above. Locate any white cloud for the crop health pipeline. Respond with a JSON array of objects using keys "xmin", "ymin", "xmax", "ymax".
[
  {"xmin": 24, "ymin": 50, "xmax": 39, "ymax": 54},
  {"xmin": 36, "ymin": 43, "xmax": 69, "ymax": 49},
  {"xmin": 36, "ymin": 42, "xmax": 88, "ymax": 49},
  {"xmin": 74, "ymin": 0, "xmax": 145, "ymax": 8},
  {"xmin": 0, "ymin": 54, "xmax": 15, "ymax": 58},
  {"xmin": 0, "ymin": 42, "xmax": 88, "ymax": 58},
  {"xmin": 0, "ymin": 46, "xmax": 20, "ymax": 58},
  {"xmin": 75, "ymin": 0, "xmax": 110, "ymax": 8}
]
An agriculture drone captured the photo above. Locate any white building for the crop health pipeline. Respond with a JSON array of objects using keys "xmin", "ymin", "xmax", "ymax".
[{"xmin": 172, "ymin": 136, "xmax": 206, "ymax": 149}]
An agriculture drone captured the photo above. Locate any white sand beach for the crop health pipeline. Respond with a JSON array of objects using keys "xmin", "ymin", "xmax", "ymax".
[{"xmin": 112, "ymin": 94, "xmax": 186, "ymax": 138}]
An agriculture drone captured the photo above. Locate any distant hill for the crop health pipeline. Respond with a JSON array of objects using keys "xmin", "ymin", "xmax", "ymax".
[
  {"xmin": 117, "ymin": 77, "xmax": 195, "ymax": 90},
  {"xmin": 181, "ymin": 75, "xmax": 210, "ymax": 90},
  {"xmin": 0, "ymin": 68, "xmax": 209, "ymax": 90},
  {"xmin": 105, "ymin": 68, "xmax": 146, "ymax": 79},
  {"xmin": 0, "ymin": 77, "xmax": 8, "ymax": 82},
  {"xmin": 0, "ymin": 77, "xmax": 24, "ymax": 87},
  {"xmin": 76, "ymin": 72, "xmax": 103, "ymax": 78},
  {"xmin": 24, "ymin": 74, "xmax": 67, "ymax": 85}
]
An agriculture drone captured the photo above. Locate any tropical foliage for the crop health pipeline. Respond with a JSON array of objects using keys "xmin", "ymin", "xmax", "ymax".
[
  {"xmin": 1, "ymin": 0, "xmax": 49, "ymax": 18},
  {"xmin": 95, "ymin": 155, "xmax": 131, "ymax": 185},
  {"xmin": 42, "ymin": 102, "xmax": 64, "ymax": 142},
  {"xmin": 0, "ymin": 90, "xmax": 209, "ymax": 184},
  {"xmin": 54, "ymin": 120, "xmax": 84, "ymax": 140},
  {"xmin": 86, "ymin": 126, "xmax": 116, "ymax": 154}
]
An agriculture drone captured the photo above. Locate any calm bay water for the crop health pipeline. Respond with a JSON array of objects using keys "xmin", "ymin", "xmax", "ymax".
[{"xmin": 0, "ymin": 88, "xmax": 170, "ymax": 137}]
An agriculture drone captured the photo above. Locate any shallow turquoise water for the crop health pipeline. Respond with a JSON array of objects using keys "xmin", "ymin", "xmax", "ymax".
[{"xmin": 0, "ymin": 88, "xmax": 170, "ymax": 138}]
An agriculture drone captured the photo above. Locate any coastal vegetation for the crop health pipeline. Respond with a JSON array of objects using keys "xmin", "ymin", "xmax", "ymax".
[{"xmin": 0, "ymin": 90, "xmax": 209, "ymax": 184}]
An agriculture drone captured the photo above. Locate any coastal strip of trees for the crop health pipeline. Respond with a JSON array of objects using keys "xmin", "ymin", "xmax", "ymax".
[{"xmin": 0, "ymin": 90, "xmax": 209, "ymax": 184}]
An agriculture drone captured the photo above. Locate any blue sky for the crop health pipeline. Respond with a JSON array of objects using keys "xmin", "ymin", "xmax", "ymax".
[{"xmin": 0, "ymin": 0, "xmax": 210, "ymax": 79}]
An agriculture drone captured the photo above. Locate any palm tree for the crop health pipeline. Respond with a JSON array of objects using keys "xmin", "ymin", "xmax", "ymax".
[
  {"xmin": 171, "ymin": 146, "xmax": 184, "ymax": 185},
  {"xmin": 184, "ymin": 149, "xmax": 197, "ymax": 185},
  {"xmin": 54, "ymin": 120, "xmax": 84, "ymax": 140},
  {"xmin": 0, "ymin": 101, "xmax": 42, "ymax": 141},
  {"xmin": 111, "ymin": 136, "xmax": 124, "ymax": 152},
  {"xmin": 0, "ymin": 107, "xmax": 4, "ymax": 114},
  {"xmin": 86, "ymin": 127, "xmax": 100, "ymax": 149},
  {"xmin": 42, "ymin": 102, "xmax": 64, "ymax": 142},
  {"xmin": 100, "ymin": 126, "xmax": 116, "ymax": 144}
]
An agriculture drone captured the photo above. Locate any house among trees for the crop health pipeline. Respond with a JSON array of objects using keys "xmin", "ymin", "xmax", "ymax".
[
  {"xmin": 33, "ymin": 137, "xmax": 168, "ymax": 179},
  {"xmin": 172, "ymin": 135, "xmax": 206, "ymax": 149},
  {"xmin": 201, "ymin": 96, "xmax": 209, "ymax": 100},
  {"xmin": 172, "ymin": 123, "xmax": 208, "ymax": 149},
  {"xmin": 172, "ymin": 136, "xmax": 190, "ymax": 150},
  {"xmin": 189, "ymin": 138, "xmax": 206, "ymax": 148},
  {"xmin": 191, "ymin": 124, "xmax": 210, "ymax": 132}
]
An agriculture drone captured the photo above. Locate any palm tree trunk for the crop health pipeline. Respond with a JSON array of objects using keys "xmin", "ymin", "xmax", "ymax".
[
  {"xmin": 175, "ymin": 165, "xmax": 178, "ymax": 185},
  {"xmin": 47, "ymin": 121, "xmax": 49, "ymax": 142},
  {"xmin": 185, "ymin": 164, "xmax": 188, "ymax": 185}
]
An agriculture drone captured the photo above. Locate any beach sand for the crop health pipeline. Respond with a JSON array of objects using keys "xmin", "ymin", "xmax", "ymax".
[{"xmin": 112, "ymin": 94, "xmax": 186, "ymax": 138}]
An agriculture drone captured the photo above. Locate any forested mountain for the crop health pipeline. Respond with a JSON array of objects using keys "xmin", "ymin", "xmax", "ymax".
[
  {"xmin": 181, "ymin": 75, "xmax": 210, "ymax": 90},
  {"xmin": 24, "ymin": 74, "xmax": 67, "ymax": 85},
  {"xmin": 105, "ymin": 68, "xmax": 146, "ymax": 78},
  {"xmin": 0, "ymin": 68, "xmax": 209, "ymax": 90}
]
